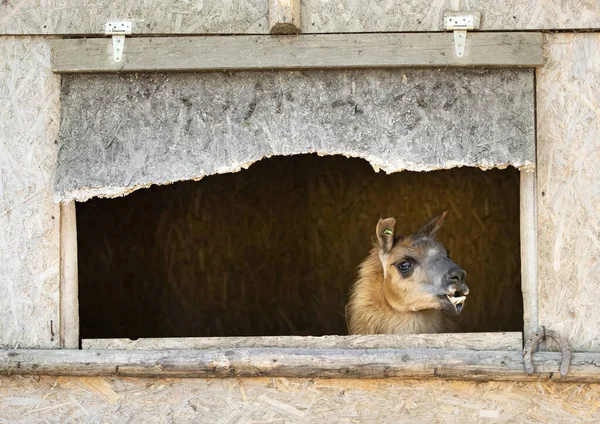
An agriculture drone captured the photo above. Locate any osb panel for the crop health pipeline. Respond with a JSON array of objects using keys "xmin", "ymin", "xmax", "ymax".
[
  {"xmin": 2, "ymin": 0, "xmax": 599, "ymax": 34},
  {"xmin": 0, "ymin": 0, "xmax": 268, "ymax": 35},
  {"xmin": 537, "ymin": 34, "xmax": 600, "ymax": 352},
  {"xmin": 55, "ymin": 69, "xmax": 534, "ymax": 202},
  {"xmin": 0, "ymin": 37, "xmax": 61, "ymax": 348},
  {"xmin": 0, "ymin": 376, "xmax": 599, "ymax": 423},
  {"xmin": 302, "ymin": 0, "xmax": 600, "ymax": 32},
  {"xmin": 77, "ymin": 156, "xmax": 522, "ymax": 339}
]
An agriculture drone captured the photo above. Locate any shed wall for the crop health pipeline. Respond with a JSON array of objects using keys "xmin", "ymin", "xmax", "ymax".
[
  {"xmin": 1, "ymin": 0, "xmax": 599, "ymax": 34},
  {"xmin": 537, "ymin": 33, "xmax": 600, "ymax": 351},
  {"xmin": 0, "ymin": 37, "xmax": 61, "ymax": 348},
  {"xmin": 0, "ymin": 376, "xmax": 599, "ymax": 422}
]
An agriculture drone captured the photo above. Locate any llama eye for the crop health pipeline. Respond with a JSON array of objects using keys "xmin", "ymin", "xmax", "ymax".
[{"xmin": 397, "ymin": 261, "xmax": 412, "ymax": 273}]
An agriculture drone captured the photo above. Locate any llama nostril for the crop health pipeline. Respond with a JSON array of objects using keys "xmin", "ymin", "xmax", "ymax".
[{"xmin": 448, "ymin": 268, "xmax": 466, "ymax": 283}]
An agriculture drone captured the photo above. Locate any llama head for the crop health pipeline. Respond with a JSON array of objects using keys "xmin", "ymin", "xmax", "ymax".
[{"xmin": 375, "ymin": 211, "xmax": 469, "ymax": 316}]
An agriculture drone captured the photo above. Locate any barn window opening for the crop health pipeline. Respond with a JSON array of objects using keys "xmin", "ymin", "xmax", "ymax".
[{"xmin": 75, "ymin": 154, "xmax": 523, "ymax": 339}]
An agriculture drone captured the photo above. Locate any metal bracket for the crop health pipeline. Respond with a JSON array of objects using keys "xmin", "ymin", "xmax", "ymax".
[
  {"xmin": 104, "ymin": 21, "xmax": 132, "ymax": 63},
  {"xmin": 443, "ymin": 12, "xmax": 480, "ymax": 58}
]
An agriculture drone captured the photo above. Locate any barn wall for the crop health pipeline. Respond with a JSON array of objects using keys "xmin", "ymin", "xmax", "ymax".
[
  {"xmin": 0, "ymin": 376, "xmax": 599, "ymax": 422},
  {"xmin": 1, "ymin": 1, "xmax": 600, "ymax": 417},
  {"xmin": 0, "ymin": 37, "xmax": 61, "ymax": 349},
  {"xmin": 1, "ymin": 0, "xmax": 599, "ymax": 34},
  {"xmin": 537, "ymin": 33, "xmax": 600, "ymax": 351}
]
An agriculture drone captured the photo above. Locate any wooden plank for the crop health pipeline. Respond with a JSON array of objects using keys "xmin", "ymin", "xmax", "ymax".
[
  {"xmin": 59, "ymin": 202, "xmax": 79, "ymax": 349},
  {"xmin": 51, "ymin": 32, "xmax": 543, "ymax": 74},
  {"xmin": 0, "ymin": 37, "xmax": 61, "ymax": 349},
  {"xmin": 269, "ymin": 0, "xmax": 301, "ymax": 34},
  {"xmin": 2, "ymin": 0, "xmax": 599, "ymax": 35},
  {"xmin": 520, "ymin": 171, "xmax": 539, "ymax": 342},
  {"xmin": 82, "ymin": 332, "xmax": 523, "ymax": 351},
  {"xmin": 536, "ymin": 33, "xmax": 600, "ymax": 352},
  {"xmin": 1, "ymin": 348, "xmax": 599, "ymax": 382}
]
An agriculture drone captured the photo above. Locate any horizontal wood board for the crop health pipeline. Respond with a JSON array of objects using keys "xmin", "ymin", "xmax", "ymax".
[
  {"xmin": 2, "ymin": 0, "xmax": 599, "ymax": 34},
  {"xmin": 1, "ymin": 348, "xmax": 599, "ymax": 382},
  {"xmin": 82, "ymin": 332, "xmax": 523, "ymax": 351},
  {"xmin": 55, "ymin": 69, "xmax": 534, "ymax": 202},
  {"xmin": 51, "ymin": 33, "xmax": 543, "ymax": 73}
]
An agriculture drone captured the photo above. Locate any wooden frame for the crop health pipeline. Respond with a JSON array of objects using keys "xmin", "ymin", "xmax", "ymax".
[
  {"xmin": 59, "ymin": 202, "xmax": 79, "ymax": 348},
  {"xmin": 2, "ymin": 347, "xmax": 599, "ymax": 382},
  {"xmin": 50, "ymin": 33, "xmax": 543, "ymax": 381},
  {"xmin": 51, "ymin": 32, "xmax": 543, "ymax": 74}
]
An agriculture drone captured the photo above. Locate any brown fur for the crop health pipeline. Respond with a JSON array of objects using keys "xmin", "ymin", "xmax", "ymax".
[{"xmin": 346, "ymin": 212, "xmax": 467, "ymax": 335}]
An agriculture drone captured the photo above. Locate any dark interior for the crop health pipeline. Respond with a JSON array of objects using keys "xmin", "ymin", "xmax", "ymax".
[{"xmin": 77, "ymin": 154, "xmax": 523, "ymax": 339}]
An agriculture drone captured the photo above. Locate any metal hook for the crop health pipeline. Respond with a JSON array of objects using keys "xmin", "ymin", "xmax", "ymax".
[{"xmin": 523, "ymin": 326, "xmax": 572, "ymax": 378}]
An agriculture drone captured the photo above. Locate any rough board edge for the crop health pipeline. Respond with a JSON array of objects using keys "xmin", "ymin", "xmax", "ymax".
[
  {"xmin": 59, "ymin": 202, "xmax": 79, "ymax": 349},
  {"xmin": 55, "ymin": 152, "xmax": 535, "ymax": 203},
  {"xmin": 82, "ymin": 332, "xmax": 523, "ymax": 351},
  {"xmin": 1, "ymin": 348, "xmax": 598, "ymax": 382},
  {"xmin": 520, "ymin": 171, "xmax": 539, "ymax": 342},
  {"xmin": 50, "ymin": 33, "xmax": 544, "ymax": 74}
]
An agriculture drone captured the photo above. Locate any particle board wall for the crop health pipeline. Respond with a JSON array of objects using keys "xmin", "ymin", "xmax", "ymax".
[
  {"xmin": 0, "ymin": 0, "xmax": 268, "ymax": 35},
  {"xmin": 0, "ymin": 376, "xmax": 599, "ymax": 422},
  {"xmin": 55, "ymin": 69, "xmax": 534, "ymax": 202},
  {"xmin": 302, "ymin": 0, "xmax": 600, "ymax": 33},
  {"xmin": 537, "ymin": 33, "xmax": 600, "ymax": 352},
  {"xmin": 1, "ymin": 0, "xmax": 599, "ymax": 34},
  {"xmin": 0, "ymin": 37, "xmax": 61, "ymax": 348}
]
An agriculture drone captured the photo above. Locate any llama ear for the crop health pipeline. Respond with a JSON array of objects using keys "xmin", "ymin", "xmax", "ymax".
[
  {"xmin": 418, "ymin": 210, "xmax": 448, "ymax": 238},
  {"xmin": 376, "ymin": 217, "xmax": 396, "ymax": 254}
]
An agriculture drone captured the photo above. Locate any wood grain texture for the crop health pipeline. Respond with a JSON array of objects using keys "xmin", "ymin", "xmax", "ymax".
[
  {"xmin": 82, "ymin": 332, "xmax": 523, "ymax": 351},
  {"xmin": 537, "ymin": 34, "xmax": 600, "ymax": 352},
  {"xmin": 269, "ymin": 0, "xmax": 301, "ymax": 34},
  {"xmin": 1, "ymin": 348, "xmax": 599, "ymax": 381},
  {"xmin": 50, "ymin": 33, "xmax": 543, "ymax": 73},
  {"xmin": 0, "ymin": 0, "xmax": 268, "ymax": 35},
  {"xmin": 520, "ymin": 171, "xmax": 539, "ymax": 341},
  {"xmin": 2, "ymin": 0, "xmax": 599, "ymax": 34},
  {"xmin": 0, "ymin": 37, "xmax": 61, "ymax": 349},
  {"xmin": 59, "ymin": 202, "xmax": 78, "ymax": 349},
  {"xmin": 1, "ymin": 377, "xmax": 599, "ymax": 423},
  {"xmin": 55, "ymin": 69, "xmax": 534, "ymax": 202}
]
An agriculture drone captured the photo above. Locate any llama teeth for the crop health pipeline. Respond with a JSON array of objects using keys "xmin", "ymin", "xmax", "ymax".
[{"xmin": 446, "ymin": 295, "xmax": 466, "ymax": 305}]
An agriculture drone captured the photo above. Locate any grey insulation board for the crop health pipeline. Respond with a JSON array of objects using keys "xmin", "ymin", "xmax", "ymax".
[{"xmin": 54, "ymin": 69, "xmax": 535, "ymax": 202}]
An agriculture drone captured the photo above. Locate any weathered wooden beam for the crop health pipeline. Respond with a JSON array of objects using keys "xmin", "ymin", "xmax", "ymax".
[
  {"xmin": 269, "ymin": 0, "xmax": 301, "ymax": 34},
  {"xmin": 520, "ymin": 171, "xmax": 538, "ymax": 342},
  {"xmin": 82, "ymin": 332, "xmax": 523, "ymax": 351},
  {"xmin": 2, "ymin": 348, "xmax": 599, "ymax": 382},
  {"xmin": 51, "ymin": 32, "xmax": 543, "ymax": 74},
  {"xmin": 59, "ymin": 202, "xmax": 79, "ymax": 349}
]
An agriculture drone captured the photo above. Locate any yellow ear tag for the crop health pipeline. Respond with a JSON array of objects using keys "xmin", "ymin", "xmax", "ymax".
[{"xmin": 383, "ymin": 229, "xmax": 393, "ymax": 236}]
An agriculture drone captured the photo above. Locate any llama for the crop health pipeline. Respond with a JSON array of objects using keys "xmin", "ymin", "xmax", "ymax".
[{"xmin": 346, "ymin": 211, "xmax": 469, "ymax": 335}]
